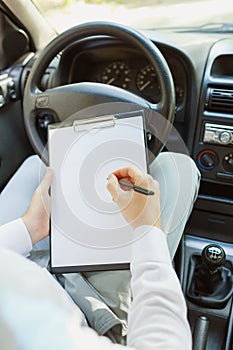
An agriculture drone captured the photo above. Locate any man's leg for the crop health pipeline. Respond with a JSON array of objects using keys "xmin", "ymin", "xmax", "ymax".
[
  {"xmin": 0, "ymin": 155, "xmax": 49, "ymax": 251},
  {"xmin": 0, "ymin": 155, "xmax": 46, "ymax": 225},
  {"xmin": 149, "ymin": 151, "xmax": 200, "ymax": 258}
]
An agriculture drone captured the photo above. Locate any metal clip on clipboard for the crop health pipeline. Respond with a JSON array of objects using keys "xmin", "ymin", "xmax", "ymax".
[{"xmin": 73, "ymin": 115, "xmax": 116, "ymax": 132}]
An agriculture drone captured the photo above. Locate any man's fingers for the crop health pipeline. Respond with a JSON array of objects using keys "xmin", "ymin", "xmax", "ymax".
[
  {"xmin": 106, "ymin": 173, "xmax": 121, "ymax": 202},
  {"xmin": 40, "ymin": 167, "xmax": 53, "ymax": 193},
  {"xmin": 113, "ymin": 166, "xmax": 141, "ymax": 181},
  {"xmin": 113, "ymin": 166, "xmax": 154, "ymax": 190}
]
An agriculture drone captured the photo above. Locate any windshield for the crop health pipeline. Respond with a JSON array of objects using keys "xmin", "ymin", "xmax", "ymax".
[{"xmin": 33, "ymin": 0, "xmax": 233, "ymax": 32}]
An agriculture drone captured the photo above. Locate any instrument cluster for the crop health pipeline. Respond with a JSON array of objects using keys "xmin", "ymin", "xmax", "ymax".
[{"xmin": 68, "ymin": 48, "xmax": 186, "ymax": 106}]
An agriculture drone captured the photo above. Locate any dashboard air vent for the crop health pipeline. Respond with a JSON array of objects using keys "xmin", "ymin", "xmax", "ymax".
[{"xmin": 206, "ymin": 87, "xmax": 233, "ymax": 113}]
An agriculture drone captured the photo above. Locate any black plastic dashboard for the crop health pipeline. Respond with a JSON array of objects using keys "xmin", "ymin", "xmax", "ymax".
[{"xmin": 33, "ymin": 33, "xmax": 233, "ymax": 200}]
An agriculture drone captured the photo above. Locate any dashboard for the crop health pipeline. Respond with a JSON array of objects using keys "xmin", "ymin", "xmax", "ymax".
[
  {"xmin": 24, "ymin": 34, "xmax": 233, "ymax": 198},
  {"xmin": 41, "ymin": 35, "xmax": 233, "ymax": 210}
]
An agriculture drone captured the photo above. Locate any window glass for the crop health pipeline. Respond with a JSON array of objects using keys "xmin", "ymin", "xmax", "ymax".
[{"xmin": 33, "ymin": 0, "xmax": 233, "ymax": 32}]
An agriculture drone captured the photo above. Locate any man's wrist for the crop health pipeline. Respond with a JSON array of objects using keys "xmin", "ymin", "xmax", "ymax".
[
  {"xmin": 0, "ymin": 218, "xmax": 32, "ymax": 256},
  {"xmin": 131, "ymin": 226, "xmax": 171, "ymax": 265},
  {"xmin": 22, "ymin": 214, "xmax": 37, "ymax": 245}
]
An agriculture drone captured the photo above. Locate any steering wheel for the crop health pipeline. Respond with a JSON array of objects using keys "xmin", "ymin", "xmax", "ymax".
[{"xmin": 23, "ymin": 22, "xmax": 175, "ymax": 164}]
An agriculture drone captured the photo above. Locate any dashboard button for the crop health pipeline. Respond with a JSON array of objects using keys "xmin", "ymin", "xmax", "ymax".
[
  {"xmin": 219, "ymin": 131, "xmax": 232, "ymax": 145},
  {"xmin": 197, "ymin": 150, "xmax": 217, "ymax": 170},
  {"xmin": 223, "ymin": 153, "xmax": 233, "ymax": 172},
  {"xmin": 201, "ymin": 153, "xmax": 215, "ymax": 167}
]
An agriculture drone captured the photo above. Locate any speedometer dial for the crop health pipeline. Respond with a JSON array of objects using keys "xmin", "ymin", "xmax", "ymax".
[
  {"xmin": 136, "ymin": 64, "xmax": 161, "ymax": 102},
  {"xmin": 101, "ymin": 61, "xmax": 131, "ymax": 89}
]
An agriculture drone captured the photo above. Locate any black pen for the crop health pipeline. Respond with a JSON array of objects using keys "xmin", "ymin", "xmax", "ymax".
[{"xmin": 119, "ymin": 180, "xmax": 155, "ymax": 196}]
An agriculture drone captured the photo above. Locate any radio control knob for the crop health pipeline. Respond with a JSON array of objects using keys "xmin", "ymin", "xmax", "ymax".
[
  {"xmin": 219, "ymin": 131, "xmax": 232, "ymax": 145},
  {"xmin": 202, "ymin": 154, "xmax": 215, "ymax": 167},
  {"xmin": 198, "ymin": 150, "xmax": 217, "ymax": 170},
  {"xmin": 200, "ymin": 152, "xmax": 216, "ymax": 168}
]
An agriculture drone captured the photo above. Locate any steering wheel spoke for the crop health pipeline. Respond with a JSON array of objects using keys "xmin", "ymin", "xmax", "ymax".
[{"xmin": 35, "ymin": 82, "xmax": 150, "ymax": 122}]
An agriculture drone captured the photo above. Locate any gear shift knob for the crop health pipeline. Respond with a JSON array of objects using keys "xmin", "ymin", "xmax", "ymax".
[
  {"xmin": 202, "ymin": 244, "xmax": 226, "ymax": 272},
  {"xmin": 187, "ymin": 243, "xmax": 233, "ymax": 308}
]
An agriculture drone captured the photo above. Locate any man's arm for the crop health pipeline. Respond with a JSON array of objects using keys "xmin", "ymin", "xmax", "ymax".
[
  {"xmin": 127, "ymin": 226, "xmax": 192, "ymax": 349},
  {"xmin": 105, "ymin": 166, "xmax": 192, "ymax": 349}
]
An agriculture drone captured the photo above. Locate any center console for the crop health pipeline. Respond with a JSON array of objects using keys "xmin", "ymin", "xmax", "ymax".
[
  {"xmin": 193, "ymin": 38, "xmax": 233, "ymax": 190},
  {"xmin": 181, "ymin": 38, "xmax": 233, "ymax": 349}
]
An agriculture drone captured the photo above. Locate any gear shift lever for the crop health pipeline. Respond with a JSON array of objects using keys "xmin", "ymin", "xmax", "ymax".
[
  {"xmin": 187, "ymin": 244, "xmax": 233, "ymax": 308},
  {"xmin": 197, "ymin": 245, "xmax": 226, "ymax": 294}
]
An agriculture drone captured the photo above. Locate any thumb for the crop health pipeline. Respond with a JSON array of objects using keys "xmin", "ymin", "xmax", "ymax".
[
  {"xmin": 107, "ymin": 173, "xmax": 121, "ymax": 202},
  {"xmin": 40, "ymin": 167, "xmax": 53, "ymax": 193}
]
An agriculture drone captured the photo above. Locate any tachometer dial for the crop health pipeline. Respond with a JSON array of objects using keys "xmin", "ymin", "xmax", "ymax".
[
  {"xmin": 136, "ymin": 64, "xmax": 161, "ymax": 101},
  {"xmin": 101, "ymin": 61, "xmax": 131, "ymax": 89}
]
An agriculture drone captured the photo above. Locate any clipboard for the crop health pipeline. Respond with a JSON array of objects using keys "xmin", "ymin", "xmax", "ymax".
[{"xmin": 49, "ymin": 110, "xmax": 149, "ymax": 273}]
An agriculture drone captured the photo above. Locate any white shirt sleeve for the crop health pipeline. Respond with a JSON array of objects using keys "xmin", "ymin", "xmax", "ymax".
[
  {"xmin": 68, "ymin": 226, "xmax": 192, "ymax": 350},
  {"xmin": 0, "ymin": 218, "xmax": 32, "ymax": 256},
  {"xmin": 127, "ymin": 226, "xmax": 192, "ymax": 350}
]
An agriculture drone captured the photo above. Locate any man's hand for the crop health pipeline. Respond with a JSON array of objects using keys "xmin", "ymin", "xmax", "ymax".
[
  {"xmin": 22, "ymin": 167, "xmax": 53, "ymax": 245},
  {"xmin": 107, "ymin": 166, "xmax": 161, "ymax": 229}
]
